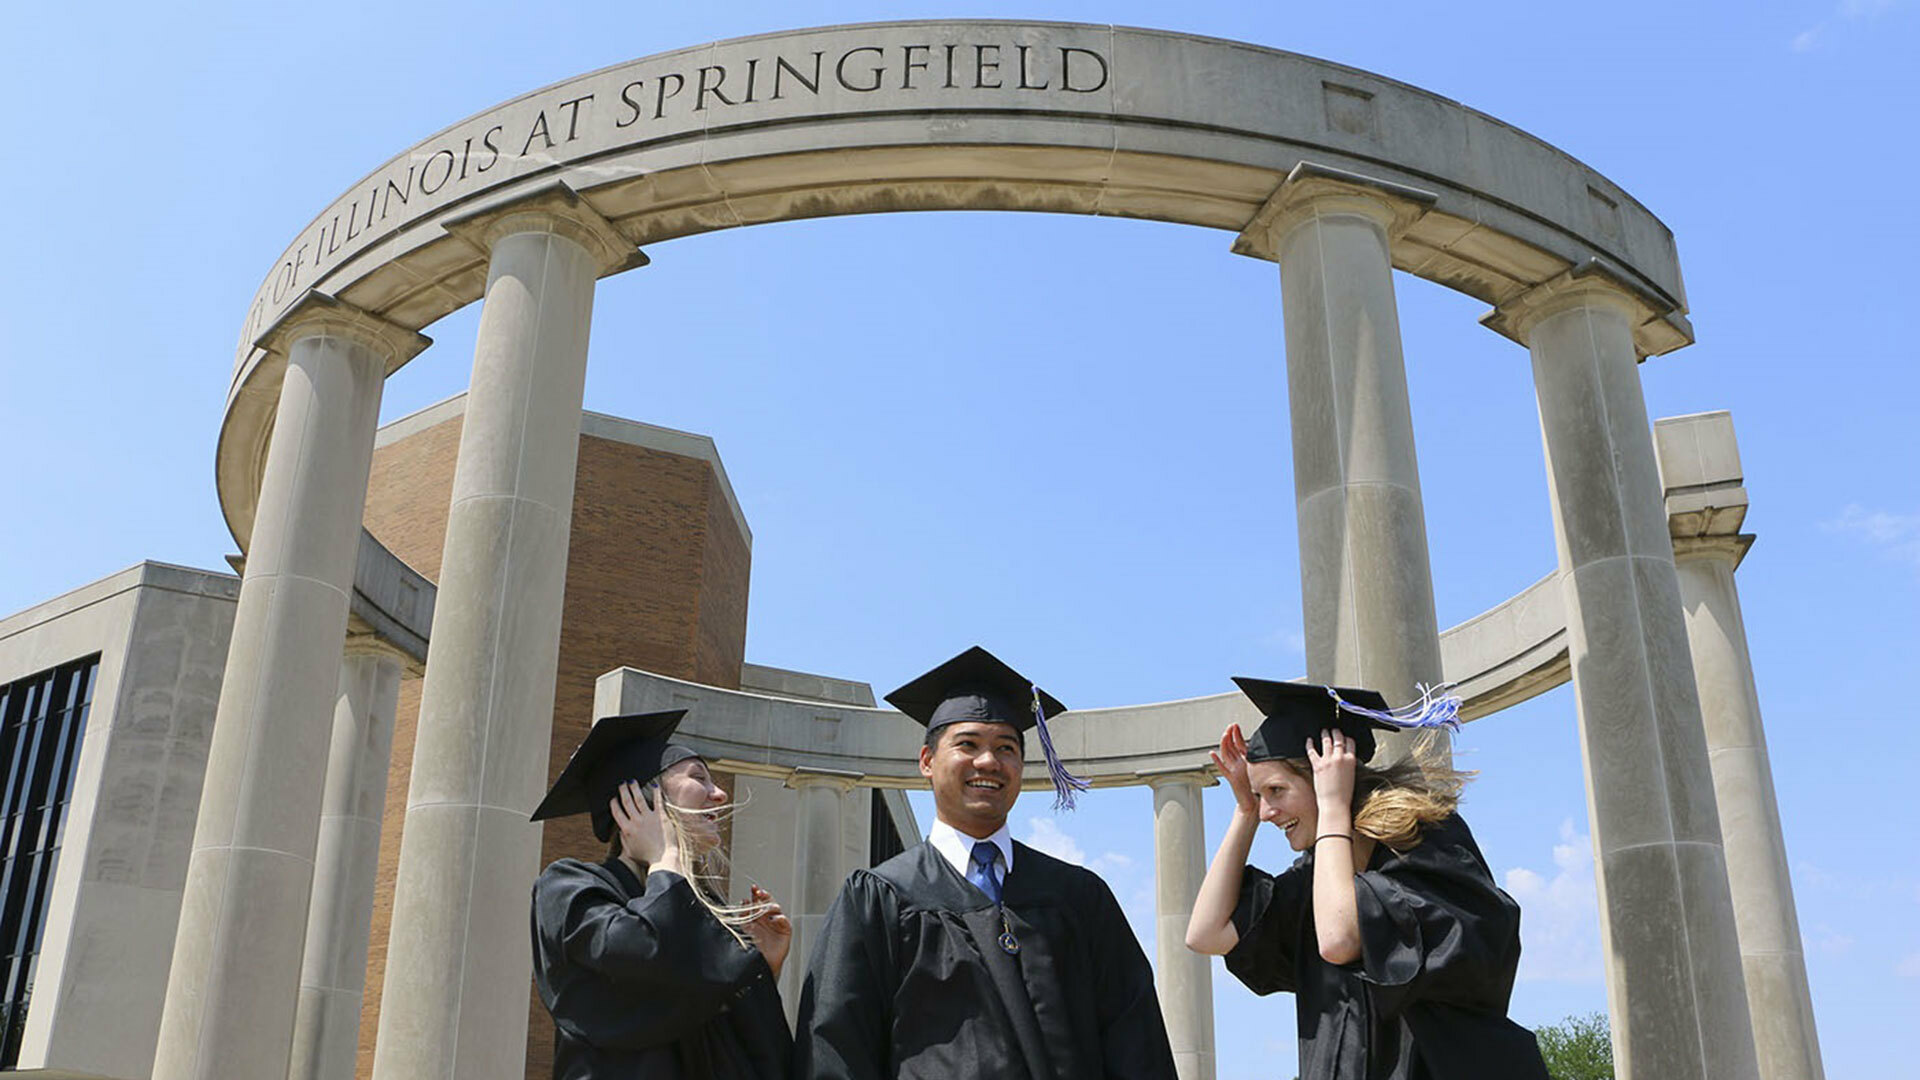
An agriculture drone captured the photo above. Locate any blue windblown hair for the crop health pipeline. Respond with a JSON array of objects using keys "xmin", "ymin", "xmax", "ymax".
[
  {"xmin": 1031, "ymin": 685, "xmax": 1090, "ymax": 811},
  {"xmin": 1327, "ymin": 682, "xmax": 1463, "ymax": 733}
]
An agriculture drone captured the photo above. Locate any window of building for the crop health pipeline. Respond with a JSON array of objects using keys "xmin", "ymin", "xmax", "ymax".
[{"xmin": 0, "ymin": 654, "xmax": 100, "ymax": 1068}]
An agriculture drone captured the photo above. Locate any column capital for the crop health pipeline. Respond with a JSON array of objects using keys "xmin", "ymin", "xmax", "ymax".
[
  {"xmin": 342, "ymin": 632, "xmax": 413, "ymax": 665},
  {"xmin": 1136, "ymin": 766, "xmax": 1219, "ymax": 789},
  {"xmin": 1672, "ymin": 532, "xmax": 1755, "ymax": 568},
  {"xmin": 1666, "ymin": 476, "xmax": 1751, "ymax": 557},
  {"xmin": 1232, "ymin": 161, "xmax": 1437, "ymax": 261},
  {"xmin": 785, "ymin": 766, "xmax": 864, "ymax": 793},
  {"xmin": 441, "ymin": 181, "xmax": 645, "ymax": 274},
  {"xmin": 1480, "ymin": 257, "xmax": 1692, "ymax": 356},
  {"xmin": 252, "ymin": 290, "xmax": 432, "ymax": 368}
]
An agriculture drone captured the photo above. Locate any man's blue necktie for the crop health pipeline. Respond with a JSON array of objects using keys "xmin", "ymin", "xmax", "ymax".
[{"xmin": 968, "ymin": 840, "xmax": 1004, "ymax": 903}]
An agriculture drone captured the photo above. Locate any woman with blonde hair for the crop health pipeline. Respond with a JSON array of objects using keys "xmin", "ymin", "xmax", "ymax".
[
  {"xmin": 1185, "ymin": 678, "xmax": 1551, "ymax": 1080},
  {"xmin": 530, "ymin": 710, "xmax": 792, "ymax": 1079}
]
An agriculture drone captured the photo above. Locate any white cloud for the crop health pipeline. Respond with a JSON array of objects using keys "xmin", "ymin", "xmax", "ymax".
[
  {"xmin": 1795, "ymin": 0, "xmax": 1905, "ymax": 50},
  {"xmin": 1823, "ymin": 504, "xmax": 1920, "ymax": 572},
  {"xmin": 1019, "ymin": 816, "xmax": 1151, "ymax": 947},
  {"xmin": 1023, "ymin": 815, "xmax": 1088, "ymax": 863},
  {"xmin": 1841, "ymin": 0, "xmax": 1899, "ymax": 17},
  {"xmin": 1825, "ymin": 504, "xmax": 1920, "ymax": 546},
  {"xmin": 1793, "ymin": 860, "xmax": 1840, "ymax": 890},
  {"xmin": 1501, "ymin": 819, "xmax": 1602, "ymax": 982},
  {"xmin": 1808, "ymin": 924, "xmax": 1856, "ymax": 957},
  {"xmin": 1896, "ymin": 952, "xmax": 1920, "ymax": 978},
  {"xmin": 1023, "ymin": 816, "xmax": 1135, "ymax": 879}
]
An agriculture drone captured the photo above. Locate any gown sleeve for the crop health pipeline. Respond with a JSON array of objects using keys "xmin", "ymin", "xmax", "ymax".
[
  {"xmin": 533, "ymin": 861, "xmax": 772, "ymax": 1050},
  {"xmin": 1223, "ymin": 858, "xmax": 1312, "ymax": 996},
  {"xmin": 1085, "ymin": 873, "xmax": 1178, "ymax": 1079},
  {"xmin": 792, "ymin": 871, "xmax": 899, "ymax": 1080},
  {"xmin": 1349, "ymin": 815, "xmax": 1524, "ymax": 1021}
]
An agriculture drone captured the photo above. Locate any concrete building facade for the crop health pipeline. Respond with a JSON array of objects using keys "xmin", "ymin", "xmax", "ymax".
[{"xmin": 0, "ymin": 564, "xmax": 236, "ymax": 1079}]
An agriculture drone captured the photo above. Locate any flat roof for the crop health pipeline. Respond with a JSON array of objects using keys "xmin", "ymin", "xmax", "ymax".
[{"xmin": 376, "ymin": 393, "xmax": 751, "ymax": 548}]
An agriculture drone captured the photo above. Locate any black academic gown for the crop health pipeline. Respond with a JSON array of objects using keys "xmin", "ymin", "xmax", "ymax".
[
  {"xmin": 531, "ymin": 857, "xmax": 791, "ymax": 1080},
  {"xmin": 793, "ymin": 840, "xmax": 1177, "ymax": 1080},
  {"xmin": 1224, "ymin": 814, "xmax": 1551, "ymax": 1080}
]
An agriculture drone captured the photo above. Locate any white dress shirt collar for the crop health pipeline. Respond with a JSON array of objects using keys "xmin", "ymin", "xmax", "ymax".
[{"xmin": 928, "ymin": 817, "xmax": 1014, "ymax": 879}]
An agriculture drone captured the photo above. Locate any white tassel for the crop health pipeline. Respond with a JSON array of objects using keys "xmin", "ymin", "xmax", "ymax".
[{"xmin": 1328, "ymin": 682, "xmax": 1463, "ymax": 732}]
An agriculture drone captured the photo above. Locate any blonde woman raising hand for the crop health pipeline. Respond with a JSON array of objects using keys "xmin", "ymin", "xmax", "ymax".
[{"xmin": 1186, "ymin": 679, "xmax": 1551, "ymax": 1080}]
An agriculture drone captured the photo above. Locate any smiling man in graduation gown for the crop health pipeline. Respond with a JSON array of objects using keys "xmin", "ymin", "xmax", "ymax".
[{"xmin": 792, "ymin": 646, "xmax": 1177, "ymax": 1080}]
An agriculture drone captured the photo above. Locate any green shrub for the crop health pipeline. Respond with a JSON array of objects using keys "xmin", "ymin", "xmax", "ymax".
[{"xmin": 1535, "ymin": 1012, "xmax": 1613, "ymax": 1080}]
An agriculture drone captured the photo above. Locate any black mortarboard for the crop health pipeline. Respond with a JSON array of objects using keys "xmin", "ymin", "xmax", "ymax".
[
  {"xmin": 885, "ymin": 645, "xmax": 1066, "ymax": 732},
  {"xmin": 1231, "ymin": 677, "xmax": 1401, "ymax": 764},
  {"xmin": 529, "ymin": 710, "xmax": 703, "ymax": 842},
  {"xmin": 884, "ymin": 645, "xmax": 1087, "ymax": 809}
]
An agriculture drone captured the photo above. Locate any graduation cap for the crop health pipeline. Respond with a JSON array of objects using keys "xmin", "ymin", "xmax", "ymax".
[
  {"xmin": 1231, "ymin": 678, "xmax": 1464, "ymax": 765},
  {"xmin": 885, "ymin": 645, "xmax": 1089, "ymax": 811},
  {"xmin": 530, "ymin": 710, "xmax": 702, "ymax": 842}
]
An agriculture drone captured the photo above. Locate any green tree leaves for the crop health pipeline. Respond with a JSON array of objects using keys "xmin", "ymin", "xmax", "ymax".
[{"xmin": 1536, "ymin": 1012, "xmax": 1613, "ymax": 1080}]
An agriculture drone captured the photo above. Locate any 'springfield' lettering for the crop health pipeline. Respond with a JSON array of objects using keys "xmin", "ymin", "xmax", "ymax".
[{"xmin": 251, "ymin": 37, "xmax": 1112, "ymax": 324}]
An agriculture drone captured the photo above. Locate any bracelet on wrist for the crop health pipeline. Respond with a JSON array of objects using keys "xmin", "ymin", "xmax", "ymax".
[{"xmin": 1314, "ymin": 833, "xmax": 1353, "ymax": 845}]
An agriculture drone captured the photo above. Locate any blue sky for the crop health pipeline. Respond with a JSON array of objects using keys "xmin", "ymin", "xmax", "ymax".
[{"xmin": 3, "ymin": 2, "xmax": 1916, "ymax": 1077}]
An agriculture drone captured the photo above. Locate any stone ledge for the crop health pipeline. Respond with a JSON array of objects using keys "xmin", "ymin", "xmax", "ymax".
[{"xmin": 588, "ymin": 412, "xmax": 1751, "ymax": 782}]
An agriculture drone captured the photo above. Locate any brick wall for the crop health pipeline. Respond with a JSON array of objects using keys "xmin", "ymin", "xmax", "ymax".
[{"xmin": 355, "ymin": 404, "xmax": 750, "ymax": 1080}]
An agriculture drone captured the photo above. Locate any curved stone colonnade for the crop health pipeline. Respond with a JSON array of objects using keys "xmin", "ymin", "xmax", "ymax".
[
  {"xmin": 595, "ymin": 577, "xmax": 1569, "ymax": 789},
  {"xmin": 164, "ymin": 21, "xmax": 1817, "ymax": 1080},
  {"xmin": 215, "ymin": 21, "xmax": 1693, "ymax": 544}
]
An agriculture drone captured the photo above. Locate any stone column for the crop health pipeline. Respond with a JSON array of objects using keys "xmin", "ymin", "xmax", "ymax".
[
  {"xmin": 153, "ymin": 295, "xmax": 427, "ymax": 1080},
  {"xmin": 1656, "ymin": 412, "xmax": 1825, "ymax": 1080},
  {"xmin": 782, "ymin": 768, "xmax": 862, "ymax": 1019},
  {"xmin": 1143, "ymin": 770, "xmax": 1216, "ymax": 1080},
  {"xmin": 288, "ymin": 641, "xmax": 405, "ymax": 1080},
  {"xmin": 371, "ymin": 186, "xmax": 636, "ymax": 1080},
  {"xmin": 1239, "ymin": 163, "xmax": 1446, "ymax": 761},
  {"xmin": 1493, "ymin": 268, "xmax": 1758, "ymax": 1080}
]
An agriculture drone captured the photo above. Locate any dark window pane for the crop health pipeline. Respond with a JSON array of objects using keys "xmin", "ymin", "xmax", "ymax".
[{"xmin": 0, "ymin": 655, "xmax": 98, "ymax": 1068}]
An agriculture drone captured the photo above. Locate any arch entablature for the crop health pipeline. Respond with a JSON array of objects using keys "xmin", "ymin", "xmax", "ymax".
[
  {"xmin": 218, "ymin": 18, "xmax": 1691, "ymax": 549},
  {"xmin": 592, "ymin": 567, "xmax": 1569, "ymax": 788}
]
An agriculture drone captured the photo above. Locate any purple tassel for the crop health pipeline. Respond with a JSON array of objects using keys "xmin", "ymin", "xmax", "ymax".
[
  {"xmin": 1032, "ymin": 685, "xmax": 1090, "ymax": 811},
  {"xmin": 1328, "ymin": 682, "xmax": 1463, "ymax": 733}
]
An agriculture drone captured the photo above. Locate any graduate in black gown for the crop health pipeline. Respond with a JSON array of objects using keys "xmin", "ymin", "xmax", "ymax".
[
  {"xmin": 793, "ymin": 646, "xmax": 1177, "ymax": 1080},
  {"xmin": 530, "ymin": 710, "xmax": 795, "ymax": 1079},
  {"xmin": 1185, "ymin": 679, "xmax": 1552, "ymax": 1080}
]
